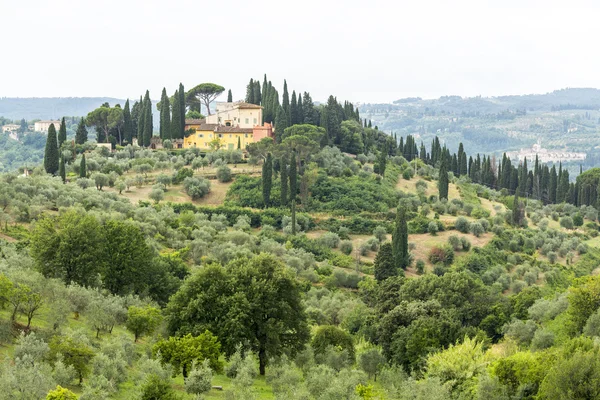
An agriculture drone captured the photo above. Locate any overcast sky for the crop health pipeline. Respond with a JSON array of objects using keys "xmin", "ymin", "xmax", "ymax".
[{"xmin": 2, "ymin": 0, "xmax": 599, "ymax": 104}]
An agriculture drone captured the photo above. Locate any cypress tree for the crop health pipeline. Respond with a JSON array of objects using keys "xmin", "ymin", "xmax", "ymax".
[
  {"xmin": 237, "ymin": 136, "xmax": 241, "ymax": 149},
  {"xmin": 75, "ymin": 117, "xmax": 88, "ymax": 145},
  {"xmin": 282, "ymin": 80, "xmax": 290, "ymax": 125},
  {"xmin": 438, "ymin": 161, "xmax": 449, "ymax": 200},
  {"xmin": 377, "ymin": 149, "xmax": 387, "ymax": 176},
  {"xmin": 171, "ymin": 90, "xmax": 182, "ymax": 140},
  {"xmin": 253, "ymin": 80, "xmax": 261, "ymax": 105},
  {"xmin": 262, "ymin": 153, "xmax": 273, "ymax": 207},
  {"xmin": 557, "ymin": 169, "xmax": 570, "ymax": 203},
  {"xmin": 80, "ymin": 154, "xmax": 87, "ymax": 178},
  {"xmin": 246, "ymin": 78, "xmax": 255, "ymax": 104},
  {"xmin": 275, "ymin": 106, "xmax": 288, "ymax": 143},
  {"xmin": 280, "ymin": 155, "xmax": 288, "ymax": 206},
  {"xmin": 179, "ymin": 83, "xmax": 185, "ymax": 126},
  {"xmin": 137, "ymin": 94, "xmax": 146, "ymax": 145},
  {"xmin": 297, "ymin": 94, "xmax": 304, "ymax": 124},
  {"xmin": 123, "ymin": 100, "xmax": 133, "ymax": 144},
  {"xmin": 374, "ymin": 242, "xmax": 396, "ymax": 281},
  {"xmin": 227, "ymin": 89, "xmax": 233, "ymax": 102},
  {"xmin": 58, "ymin": 117, "xmax": 67, "ymax": 148},
  {"xmin": 44, "ymin": 123, "xmax": 59, "ymax": 175},
  {"xmin": 290, "ymin": 91, "xmax": 298, "ymax": 125},
  {"xmin": 392, "ymin": 207, "xmax": 409, "ymax": 270},
  {"xmin": 549, "ymin": 165, "xmax": 558, "ymax": 203},
  {"xmin": 512, "ymin": 187, "xmax": 522, "ymax": 226},
  {"xmin": 289, "ymin": 152, "xmax": 297, "ymax": 201},
  {"xmin": 159, "ymin": 88, "xmax": 171, "ymax": 139},
  {"xmin": 459, "ymin": 152, "xmax": 468, "ymax": 177},
  {"xmin": 142, "ymin": 90, "xmax": 152, "ymax": 147},
  {"xmin": 59, "ymin": 156, "xmax": 66, "ymax": 183}
]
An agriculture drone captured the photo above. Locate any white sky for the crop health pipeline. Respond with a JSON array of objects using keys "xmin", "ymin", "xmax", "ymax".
[{"xmin": 2, "ymin": 0, "xmax": 599, "ymax": 104}]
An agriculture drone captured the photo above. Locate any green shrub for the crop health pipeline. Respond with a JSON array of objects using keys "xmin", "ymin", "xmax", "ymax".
[
  {"xmin": 455, "ymin": 217, "xmax": 470, "ymax": 233},
  {"xmin": 428, "ymin": 245, "xmax": 454, "ymax": 266},
  {"xmin": 340, "ymin": 240, "xmax": 353, "ymax": 255},
  {"xmin": 216, "ymin": 165, "xmax": 232, "ymax": 183},
  {"xmin": 428, "ymin": 221, "xmax": 438, "ymax": 235},
  {"xmin": 172, "ymin": 167, "xmax": 194, "ymax": 184}
]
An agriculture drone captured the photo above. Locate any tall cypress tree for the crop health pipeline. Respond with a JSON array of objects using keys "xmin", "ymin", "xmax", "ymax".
[
  {"xmin": 237, "ymin": 136, "xmax": 241, "ymax": 150},
  {"xmin": 290, "ymin": 91, "xmax": 298, "ymax": 125},
  {"xmin": 549, "ymin": 165, "xmax": 558, "ymax": 203},
  {"xmin": 275, "ymin": 106, "xmax": 288, "ymax": 143},
  {"xmin": 374, "ymin": 242, "xmax": 396, "ymax": 281},
  {"xmin": 280, "ymin": 155, "xmax": 288, "ymax": 206},
  {"xmin": 58, "ymin": 117, "xmax": 67, "ymax": 148},
  {"xmin": 289, "ymin": 152, "xmax": 297, "ymax": 201},
  {"xmin": 262, "ymin": 153, "xmax": 273, "ymax": 207},
  {"xmin": 438, "ymin": 161, "xmax": 449, "ymax": 200},
  {"xmin": 44, "ymin": 124, "xmax": 59, "ymax": 174},
  {"xmin": 253, "ymin": 80, "xmax": 261, "ymax": 105},
  {"xmin": 392, "ymin": 207, "xmax": 409, "ymax": 270},
  {"xmin": 59, "ymin": 156, "xmax": 66, "ymax": 183},
  {"xmin": 142, "ymin": 90, "xmax": 152, "ymax": 147},
  {"xmin": 123, "ymin": 100, "xmax": 133, "ymax": 144},
  {"xmin": 227, "ymin": 89, "xmax": 233, "ymax": 103},
  {"xmin": 178, "ymin": 83, "xmax": 185, "ymax": 127},
  {"xmin": 291, "ymin": 199, "xmax": 297, "ymax": 235},
  {"xmin": 246, "ymin": 78, "xmax": 255, "ymax": 104},
  {"xmin": 75, "ymin": 117, "xmax": 88, "ymax": 145},
  {"xmin": 137, "ymin": 94, "xmax": 146, "ymax": 146},
  {"xmin": 80, "ymin": 153, "xmax": 87, "ymax": 178},
  {"xmin": 159, "ymin": 88, "xmax": 171, "ymax": 140},
  {"xmin": 171, "ymin": 89, "xmax": 182, "ymax": 140},
  {"xmin": 282, "ymin": 80, "xmax": 290, "ymax": 125},
  {"xmin": 297, "ymin": 94, "xmax": 304, "ymax": 124},
  {"xmin": 512, "ymin": 187, "xmax": 522, "ymax": 226}
]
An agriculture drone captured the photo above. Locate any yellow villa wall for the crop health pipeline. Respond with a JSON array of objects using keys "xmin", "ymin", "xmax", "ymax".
[{"xmin": 183, "ymin": 130, "xmax": 254, "ymax": 150}]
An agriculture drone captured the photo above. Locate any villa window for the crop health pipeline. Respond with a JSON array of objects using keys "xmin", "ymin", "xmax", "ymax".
[
  {"xmin": 219, "ymin": 134, "xmax": 223, "ymax": 138},
  {"xmin": 254, "ymin": 118, "xmax": 257, "ymax": 124},
  {"xmin": 245, "ymin": 118, "xmax": 249, "ymax": 124}
]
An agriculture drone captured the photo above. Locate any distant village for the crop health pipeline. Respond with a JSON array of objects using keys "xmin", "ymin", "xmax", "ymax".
[{"xmin": 506, "ymin": 141, "xmax": 586, "ymax": 163}]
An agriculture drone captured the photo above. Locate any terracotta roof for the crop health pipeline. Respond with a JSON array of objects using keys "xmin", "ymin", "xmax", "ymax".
[
  {"xmin": 235, "ymin": 102, "xmax": 262, "ymax": 110},
  {"xmin": 185, "ymin": 118, "xmax": 207, "ymax": 125},
  {"xmin": 214, "ymin": 126, "xmax": 253, "ymax": 133}
]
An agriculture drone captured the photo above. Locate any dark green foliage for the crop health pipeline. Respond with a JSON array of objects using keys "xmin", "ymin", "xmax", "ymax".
[
  {"xmin": 44, "ymin": 123, "xmax": 59, "ymax": 174},
  {"xmin": 262, "ymin": 153, "xmax": 273, "ymax": 207},
  {"xmin": 187, "ymin": 83, "xmax": 225, "ymax": 115},
  {"xmin": 123, "ymin": 99, "xmax": 133, "ymax": 144},
  {"xmin": 227, "ymin": 89, "xmax": 233, "ymax": 102},
  {"xmin": 275, "ymin": 106, "xmax": 288, "ymax": 143},
  {"xmin": 58, "ymin": 117, "xmax": 67, "ymax": 148},
  {"xmin": 377, "ymin": 150, "xmax": 387, "ymax": 176},
  {"xmin": 159, "ymin": 87, "xmax": 171, "ymax": 140},
  {"xmin": 438, "ymin": 160, "xmax": 449, "ymax": 200},
  {"xmin": 143, "ymin": 90, "xmax": 153, "ymax": 147},
  {"xmin": 393, "ymin": 208, "xmax": 409, "ymax": 270},
  {"xmin": 166, "ymin": 254, "xmax": 310, "ymax": 375},
  {"xmin": 312, "ymin": 325, "xmax": 355, "ymax": 363},
  {"xmin": 374, "ymin": 242, "xmax": 396, "ymax": 281},
  {"xmin": 154, "ymin": 331, "xmax": 223, "ymax": 377},
  {"xmin": 171, "ymin": 89, "xmax": 183, "ymax": 140},
  {"xmin": 49, "ymin": 336, "xmax": 95, "ymax": 384},
  {"xmin": 140, "ymin": 375, "xmax": 179, "ymax": 400},
  {"xmin": 79, "ymin": 154, "xmax": 86, "ymax": 178},
  {"xmin": 75, "ymin": 117, "xmax": 88, "ymax": 145}
]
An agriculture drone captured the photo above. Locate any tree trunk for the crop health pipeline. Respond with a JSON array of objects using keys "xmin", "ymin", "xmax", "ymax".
[{"xmin": 259, "ymin": 347, "xmax": 266, "ymax": 376}]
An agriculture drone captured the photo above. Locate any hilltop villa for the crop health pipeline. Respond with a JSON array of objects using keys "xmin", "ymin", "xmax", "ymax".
[
  {"xmin": 183, "ymin": 101, "xmax": 273, "ymax": 150},
  {"xmin": 507, "ymin": 141, "xmax": 586, "ymax": 163},
  {"xmin": 34, "ymin": 120, "xmax": 61, "ymax": 133}
]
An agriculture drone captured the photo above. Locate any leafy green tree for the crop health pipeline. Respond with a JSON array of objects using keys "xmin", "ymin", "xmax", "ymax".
[
  {"xmin": 185, "ymin": 358, "xmax": 213, "ymax": 397},
  {"xmin": 79, "ymin": 154, "xmax": 86, "ymax": 178},
  {"xmin": 374, "ymin": 243, "xmax": 396, "ymax": 281},
  {"xmin": 166, "ymin": 254, "xmax": 309, "ymax": 375},
  {"xmin": 102, "ymin": 220, "xmax": 154, "ymax": 295},
  {"xmin": 58, "ymin": 117, "xmax": 67, "ymax": 148},
  {"xmin": 538, "ymin": 349, "xmax": 600, "ymax": 399},
  {"xmin": 75, "ymin": 117, "xmax": 88, "ymax": 145},
  {"xmin": 187, "ymin": 83, "xmax": 225, "ymax": 115},
  {"xmin": 359, "ymin": 348, "xmax": 386, "ymax": 381},
  {"xmin": 312, "ymin": 325, "xmax": 355, "ymax": 363},
  {"xmin": 86, "ymin": 103, "xmax": 112, "ymax": 143},
  {"xmin": 31, "ymin": 211, "xmax": 104, "ymax": 287},
  {"xmin": 126, "ymin": 306, "xmax": 162, "ymax": 342},
  {"xmin": 438, "ymin": 161, "xmax": 449, "ymax": 200},
  {"xmin": 44, "ymin": 123, "xmax": 59, "ymax": 175},
  {"xmin": 159, "ymin": 87, "xmax": 171, "ymax": 140},
  {"xmin": 140, "ymin": 374, "xmax": 179, "ymax": 400},
  {"xmin": 262, "ymin": 153, "xmax": 273, "ymax": 207},
  {"xmin": 154, "ymin": 331, "xmax": 223, "ymax": 377},
  {"xmin": 46, "ymin": 385, "xmax": 78, "ymax": 400},
  {"xmin": 49, "ymin": 336, "xmax": 95, "ymax": 384},
  {"xmin": 392, "ymin": 208, "xmax": 409, "ymax": 270},
  {"xmin": 59, "ymin": 156, "xmax": 65, "ymax": 183}
]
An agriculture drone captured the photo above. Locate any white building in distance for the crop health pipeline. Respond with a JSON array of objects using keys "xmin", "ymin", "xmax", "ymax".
[
  {"xmin": 34, "ymin": 120, "xmax": 61, "ymax": 133},
  {"xmin": 507, "ymin": 141, "xmax": 586, "ymax": 163}
]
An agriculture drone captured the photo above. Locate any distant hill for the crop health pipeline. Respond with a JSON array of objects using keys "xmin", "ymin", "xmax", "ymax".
[{"xmin": 0, "ymin": 97, "xmax": 127, "ymax": 120}]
